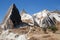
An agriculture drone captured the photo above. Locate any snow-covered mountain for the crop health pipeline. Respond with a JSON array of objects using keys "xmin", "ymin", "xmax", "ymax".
[
  {"xmin": 20, "ymin": 9, "xmax": 34, "ymax": 26},
  {"xmin": 33, "ymin": 10, "xmax": 55, "ymax": 28},
  {"xmin": 19, "ymin": 9, "xmax": 60, "ymax": 28}
]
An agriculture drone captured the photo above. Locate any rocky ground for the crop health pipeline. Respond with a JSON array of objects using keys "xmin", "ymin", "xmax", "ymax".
[{"xmin": 0, "ymin": 26, "xmax": 60, "ymax": 40}]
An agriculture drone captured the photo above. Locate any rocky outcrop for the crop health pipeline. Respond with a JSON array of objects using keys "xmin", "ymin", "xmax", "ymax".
[
  {"xmin": 20, "ymin": 9, "xmax": 34, "ymax": 26},
  {"xmin": 2, "ymin": 4, "xmax": 22, "ymax": 29}
]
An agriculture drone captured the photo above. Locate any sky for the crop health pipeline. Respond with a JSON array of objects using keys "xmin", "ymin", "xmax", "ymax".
[{"xmin": 0, "ymin": 0, "xmax": 60, "ymax": 23}]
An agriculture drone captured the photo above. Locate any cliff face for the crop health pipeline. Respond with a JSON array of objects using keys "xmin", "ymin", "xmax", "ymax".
[
  {"xmin": 2, "ymin": 4, "xmax": 22, "ymax": 29},
  {"xmin": 9, "ymin": 4, "xmax": 22, "ymax": 26}
]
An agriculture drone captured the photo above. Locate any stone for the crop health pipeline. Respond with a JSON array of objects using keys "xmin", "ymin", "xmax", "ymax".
[{"xmin": 2, "ymin": 4, "xmax": 22, "ymax": 29}]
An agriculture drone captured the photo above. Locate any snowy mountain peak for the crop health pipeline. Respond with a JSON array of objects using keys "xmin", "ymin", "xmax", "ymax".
[
  {"xmin": 33, "ymin": 9, "xmax": 50, "ymax": 19},
  {"xmin": 20, "ymin": 10, "xmax": 34, "ymax": 26},
  {"xmin": 33, "ymin": 9, "xmax": 55, "ymax": 27},
  {"xmin": 42, "ymin": 9, "xmax": 50, "ymax": 14},
  {"xmin": 42, "ymin": 9, "xmax": 49, "ymax": 12}
]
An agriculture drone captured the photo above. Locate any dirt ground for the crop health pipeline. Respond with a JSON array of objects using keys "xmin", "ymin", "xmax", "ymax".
[{"xmin": 8, "ymin": 26, "xmax": 60, "ymax": 40}]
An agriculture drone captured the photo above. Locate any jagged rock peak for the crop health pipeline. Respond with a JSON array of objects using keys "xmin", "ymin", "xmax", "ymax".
[
  {"xmin": 20, "ymin": 9, "xmax": 27, "ymax": 15},
  {"xmin": 2, "ymin": 3, "xmax": 22, "ymax": 29},
  {"xmin": 42, "ymin": 9, "xmax": 49, "ymax": 11},
  {"xmin": 42, "ymin": 9, "xmax": 50, "ymax": 13},
  {"xmin": 3, "ymin": 3, "xmax": 18, "ymax": 22},
  {"xmin": 11, "ymin": 4, "xmax": 18, "ymax": 10},
  {"xmin": 11, "ymin": 3, "xmax": 16, "ymax": 7}
]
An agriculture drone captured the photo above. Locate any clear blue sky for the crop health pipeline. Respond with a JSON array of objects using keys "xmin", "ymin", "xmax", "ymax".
[{"xmin": 0, "ymin": 0, "xmax": 60, "ymax": 23}]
